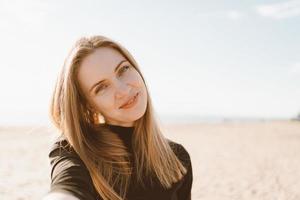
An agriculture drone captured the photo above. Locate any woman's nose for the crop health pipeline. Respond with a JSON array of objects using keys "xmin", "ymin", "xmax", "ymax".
[{"xmin": 115, "ymin": 81, "xmax": 130, "ymax": 98}]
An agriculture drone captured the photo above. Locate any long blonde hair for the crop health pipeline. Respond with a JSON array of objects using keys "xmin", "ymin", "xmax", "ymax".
[{"xmin": 50, "ymin": 35, "xmax": 187, "ymax": 200}]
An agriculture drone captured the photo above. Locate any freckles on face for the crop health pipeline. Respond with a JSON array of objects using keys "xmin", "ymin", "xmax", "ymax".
[
  {"xmin": 92, "ymin": 87, "xmax": 115, "ymax": 112},
  {"xmin": 76, "ymin": 47, "xmax": 146, "ymax": 119}
]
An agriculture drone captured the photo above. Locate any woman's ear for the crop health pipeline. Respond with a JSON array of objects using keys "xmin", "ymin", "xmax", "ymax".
[
  {"xmin": 86, "ymin": 102, "xmax": 97, "ymax": 113},
  {"xmin": 86, "ymin": 103, "xmax": 106, "ymax": 124},
  {"xmin": 86, "ymin": 103, "xmax": 96, "ymax": 114}
]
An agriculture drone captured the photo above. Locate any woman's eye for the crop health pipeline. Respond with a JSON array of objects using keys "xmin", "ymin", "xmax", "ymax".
[
  {"xmin": 120, "ymin": 65, "xmax": 130, "ymax": 74},
  {"xmin": 94, "ymin": 66, "xmax": 130, "ymax": 94},
  {"xmin": 95, "ymin": 85, "xmax": 107, "ymax": 94}
]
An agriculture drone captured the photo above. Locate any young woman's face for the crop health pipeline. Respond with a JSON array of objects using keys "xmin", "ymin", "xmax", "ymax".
[{"xmin": 77, "ymin": 47, "xmax": 147, "ymax": 127}]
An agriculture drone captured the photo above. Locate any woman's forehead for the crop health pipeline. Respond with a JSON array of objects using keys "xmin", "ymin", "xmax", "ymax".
[
  {"xmin": 77, "ymin": 47, "xmax": 126, "ymax": 92},
  {"xmin": 83, "ymin": 47, "xmax": 125, "ymax": 68}
]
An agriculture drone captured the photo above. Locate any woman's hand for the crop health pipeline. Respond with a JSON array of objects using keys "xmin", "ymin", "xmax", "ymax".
[{"xmin": 43, "ymin": 192, "xmax": 80, "ymax": 200}]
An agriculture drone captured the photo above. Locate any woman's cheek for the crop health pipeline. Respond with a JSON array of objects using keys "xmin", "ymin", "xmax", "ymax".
[
  {"xmin": 129, "ymin": 71, "xmax": 143, "ymax": 84},
  {"xmin": 93, "ymin": 94, "xmax": 107, "ymax": 111},
  {"xmin": 101, "ymin": 92, "xmax": 115, "ymax": 109}
]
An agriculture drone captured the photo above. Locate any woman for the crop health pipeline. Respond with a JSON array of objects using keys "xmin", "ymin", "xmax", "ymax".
[{"xmin": 44, "ymin": 35, "xmax": 193, "ymax": 200}]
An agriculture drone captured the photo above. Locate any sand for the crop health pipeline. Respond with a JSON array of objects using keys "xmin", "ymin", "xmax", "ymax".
[{"xmin": 1, "ymin": 120, "xmax": 300, "ymax": 200}]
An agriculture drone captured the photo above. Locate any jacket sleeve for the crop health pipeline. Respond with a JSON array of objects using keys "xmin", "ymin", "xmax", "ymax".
[
  {"xmin": 177, "ymin": 158, "xmax": 193, "ymax": 200},
  {"xmin": 172, "ymin": 143, "xmax": 193, "ymax": 200},
  {"xmin": 48, "ymin": 136, "xmax": 100, "ymax": 200}
]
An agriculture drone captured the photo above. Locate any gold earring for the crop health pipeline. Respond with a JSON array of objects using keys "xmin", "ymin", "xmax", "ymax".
[{"xmin": 91, "ymin": 107, "xmax": 106, "ymax": 124}]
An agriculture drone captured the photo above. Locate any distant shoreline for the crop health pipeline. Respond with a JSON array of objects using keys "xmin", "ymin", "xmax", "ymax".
[
  {"xmin": 159, "ymin": 114, "xmax": 295, "ymax": 124},
  {"xmin": 0, "ymin": 117, "xmax": 298, "ymax": 128}
]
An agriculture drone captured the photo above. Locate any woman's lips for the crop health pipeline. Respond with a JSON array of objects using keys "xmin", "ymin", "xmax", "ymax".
[{"xmin": 120, "ymin": 92, "xmax": 139, "ymax": 109}]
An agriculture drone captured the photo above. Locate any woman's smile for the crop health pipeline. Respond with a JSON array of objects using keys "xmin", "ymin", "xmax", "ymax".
[{"xmin": 119, "ymin": 92, "xmax": 139, "ymax": 109}]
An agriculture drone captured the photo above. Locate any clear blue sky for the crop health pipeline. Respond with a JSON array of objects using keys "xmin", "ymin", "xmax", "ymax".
[{"xmin": 0, "ymin": 0, "xmax": 300, "ymax": 125}]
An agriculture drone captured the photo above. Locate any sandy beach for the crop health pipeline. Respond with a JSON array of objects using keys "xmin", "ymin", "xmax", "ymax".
[{"xmin": 1, "ymin": 120, "xmax": 300, "ymax": 200}]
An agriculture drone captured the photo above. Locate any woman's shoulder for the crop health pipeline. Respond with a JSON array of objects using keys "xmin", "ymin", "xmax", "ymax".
[
  {"xmin": 48, "ymin": 134, "xmax": 91, "ymax": 178},
  {"xmin": 49, "ymin": 134, "xmax": 73, "ymax": 152},
  {"xmin": 48, "ymin": 134, "xmax": 98, "ymax": 200},
  {"xmin": 48, "ymin": 134, "xmax": 78, "ymax": 161},
  {"xmin": 167, "ymin": 140, "xmax": 191, "ymax": 168},
  {"xmin": 48, "ymin": 134, "xmax": 87, "ymax": 177}
]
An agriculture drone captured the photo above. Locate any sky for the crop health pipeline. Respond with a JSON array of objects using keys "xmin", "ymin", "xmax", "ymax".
[{"xmin": 0, "ymin": 0, "xmax": 300, "ymax": 125}]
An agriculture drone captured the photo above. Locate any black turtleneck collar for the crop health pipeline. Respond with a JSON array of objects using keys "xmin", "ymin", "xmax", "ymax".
[
  {"xmin": 106, "ymin": 124, "xmax": 134, "ymax": 151},
  {"xmin": 106, "ymin": 123, "xmax": 134, "ymax": 135}
]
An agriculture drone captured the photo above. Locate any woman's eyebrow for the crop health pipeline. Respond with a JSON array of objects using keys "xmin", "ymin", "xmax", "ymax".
[{"xmin": 89, "ymin": 60, "xmax": 127, "ymax": 93}]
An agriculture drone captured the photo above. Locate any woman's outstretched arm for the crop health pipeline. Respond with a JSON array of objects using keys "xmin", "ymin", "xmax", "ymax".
[{"xmin": 43, "ymin": 191, "xmax": 80, "ymax": 200}]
